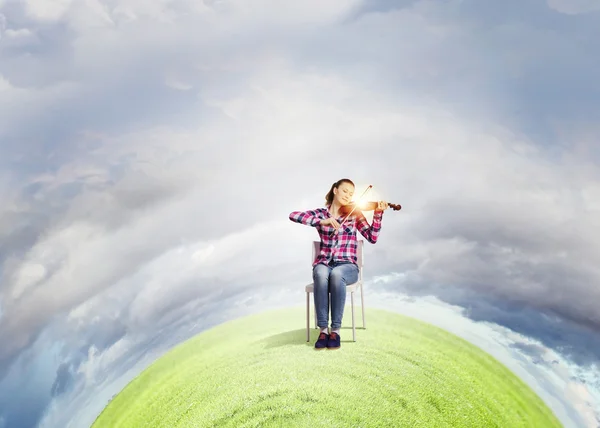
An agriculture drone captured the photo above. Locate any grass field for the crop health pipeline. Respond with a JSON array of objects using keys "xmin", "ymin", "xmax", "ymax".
[{"xmin": 92, "ymin": 306, "xmax": 562, "ymax": 427}]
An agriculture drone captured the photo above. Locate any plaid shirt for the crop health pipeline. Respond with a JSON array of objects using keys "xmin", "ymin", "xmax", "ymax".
[{"xmin": 289, "ymin": 207, "xmax": 383, "ymax": 266}]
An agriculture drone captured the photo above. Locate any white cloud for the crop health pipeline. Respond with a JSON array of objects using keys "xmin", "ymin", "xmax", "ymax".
[
  {"xmin": 67, "ymin": 0, "xmax": 115, "ymax": 30},
  {"xmin": 107, "ymin": 0, "xmax": 201, "ymax": 24},
  {"xmin": 0, "ymin": 75, "xmax": 10, "ymax": 92},
  {"xmin": 1, "ymin": 1, "xmax": 600, "ymax": 427},
  {"xmin": 565, "ymin": 381, "xmax": 599, "ymax": 427},
  {"xmin": 220, "ymin": 0, "xmax": 361, "ymax": 26},
  {"xmin": 24, "ymin": 0, "xmax": 73, "ymax": 22},
  {"xmin": 547, "ymin": 0, "xmax": 600, "ymax": 15},
  {"xmin": 164, "ymin": 75, "xmax": 193, "ymax": 91},
  {"xmin": 4, "ymin": 28, "xmax": 36, "ymax": 40},
  {"xmin": 11, "ymin": 263, "xmax": 47, "ymax": 299},
  {"xmin": 0, "ymin": 26, "xmax": 40, "ymax": 52},
  {"xmin": 76, "ymin": 338, "xmax": 132, "ymax": 386}
]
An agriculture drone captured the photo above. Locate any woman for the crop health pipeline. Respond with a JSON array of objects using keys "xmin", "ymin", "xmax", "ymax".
[{"xmin": 289, "ymin": 178, "xmax": 388, "ymax": 350}]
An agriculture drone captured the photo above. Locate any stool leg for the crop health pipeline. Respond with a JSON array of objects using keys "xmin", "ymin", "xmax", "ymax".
[
  {"xmin": 306, "ymin": 291, "xmax": 310, "ymax": 342},
  {"xmin": 351, "ymin": 291, "xmax": 356, "ymax": 341},
  {"xmin": 314, "ymin": 294, "xmax": 317, "ymax": 329},
  {"xmin": 361, "ymin": 284, "xmax": 366, "ymax": 329}
]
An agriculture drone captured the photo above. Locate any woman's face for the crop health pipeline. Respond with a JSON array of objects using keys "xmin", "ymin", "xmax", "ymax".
[{"xmin": 334, "ymin": 182, "xmax": 354, "ymax": 206}]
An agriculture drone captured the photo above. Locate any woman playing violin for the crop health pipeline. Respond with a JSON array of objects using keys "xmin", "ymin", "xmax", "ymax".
[{"xmin": 289, "ymin": 178, "xmax": 389, "ymax": 350}]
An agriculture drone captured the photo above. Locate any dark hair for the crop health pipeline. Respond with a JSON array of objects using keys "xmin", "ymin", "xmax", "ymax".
[{"xmin": 325, "ymin": 178, "xmax": 355, "ymax": 206}]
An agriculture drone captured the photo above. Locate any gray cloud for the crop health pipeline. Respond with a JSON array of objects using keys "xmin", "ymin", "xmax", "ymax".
[
  {"xmin": 0, "ymin": 346, "xmax": 56, "ymax": 428},
  {"xmin": 51, "ymin": 362, "xmax": 77, "ymax": 397},
  {"xmin": 362, "ymin": 187, "xmax": 600, "ymax": 363},
  {"xmin": 467, "ymin": 295, "xmax": 600, "ymax": 367}
]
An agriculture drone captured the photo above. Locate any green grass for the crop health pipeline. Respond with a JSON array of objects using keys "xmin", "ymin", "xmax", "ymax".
[{"xmin": 92, "ymin": 306, "xmax": 562, "ymax": 427}]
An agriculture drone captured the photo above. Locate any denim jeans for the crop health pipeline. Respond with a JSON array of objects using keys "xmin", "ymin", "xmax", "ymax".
[{"xmin": 313, "ymin": 262, "xmax": 359, "ymax": 329}]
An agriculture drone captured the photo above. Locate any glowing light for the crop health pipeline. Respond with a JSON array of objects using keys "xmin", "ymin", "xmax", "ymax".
[{"xmin": 351, "ymin": 183, "xmax": 379, "ymax": 206}]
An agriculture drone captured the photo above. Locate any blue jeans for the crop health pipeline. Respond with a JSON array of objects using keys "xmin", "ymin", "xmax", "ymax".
[{"xmin": 313, "ymin": 262, "xmax": 359, "ymax": 329}]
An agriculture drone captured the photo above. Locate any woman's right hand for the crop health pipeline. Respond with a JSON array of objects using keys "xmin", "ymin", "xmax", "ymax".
[{"xmin": 320, "ymin": 218, "xmax": 340, "ymax": 229}]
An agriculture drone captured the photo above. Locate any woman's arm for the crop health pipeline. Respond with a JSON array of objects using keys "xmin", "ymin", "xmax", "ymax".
[
  {"xmin": 356, "ymin": 210, "xmax": 383, "ymax": 243},
  {"xmin": 289, "ymin": 208, "xmax": 325, "ymax": 227}
]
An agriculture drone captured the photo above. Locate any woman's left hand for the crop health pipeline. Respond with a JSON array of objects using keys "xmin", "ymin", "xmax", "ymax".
[{"xmin": 377, "ymin": 201, "xmax": 389, "ymax": 211}]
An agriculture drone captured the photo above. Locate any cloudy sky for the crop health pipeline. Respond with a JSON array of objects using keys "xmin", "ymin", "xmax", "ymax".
[{"xmin": 1, "ymin": 0, "xmax": 599, "ymax": 427}]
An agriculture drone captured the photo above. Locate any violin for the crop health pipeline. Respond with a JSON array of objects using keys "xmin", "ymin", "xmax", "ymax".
[
  {"xmin": 339, "ymin": 201, "xmax": 402, "ymax": 217},
  {"xmin": 331, "ymin": 185, "xmax": 401, "ymax": 236}
]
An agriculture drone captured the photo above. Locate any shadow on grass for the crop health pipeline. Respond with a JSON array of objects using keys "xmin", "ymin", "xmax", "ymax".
[{"xmin": 261, "ymin": 327, "xmax": 363, "ymax": 349}]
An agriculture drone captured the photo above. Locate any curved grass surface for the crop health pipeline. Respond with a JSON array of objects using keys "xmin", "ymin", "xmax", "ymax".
[{"xmin": 93, "ymin": 306, "xmax": 561, "ymax": 427}]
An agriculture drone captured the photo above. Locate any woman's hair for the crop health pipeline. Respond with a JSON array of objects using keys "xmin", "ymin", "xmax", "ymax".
[{"xmin": 325, "ymin": 178, "xmax": 355, "ymax": 206}]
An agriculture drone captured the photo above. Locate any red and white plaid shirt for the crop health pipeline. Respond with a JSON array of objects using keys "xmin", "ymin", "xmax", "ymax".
[{"xmin": 289, "ymin": 207, "xmax": 383, "ymax": 266}]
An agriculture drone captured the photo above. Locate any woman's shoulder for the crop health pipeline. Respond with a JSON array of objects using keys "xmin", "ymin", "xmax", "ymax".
[
  {"xmin": 304, "ymin": 207, "xmax": 329, "ymax": 217},
  {"xmin": 296, "ymin": 206, "xmax": 328, "ymax": 213}
]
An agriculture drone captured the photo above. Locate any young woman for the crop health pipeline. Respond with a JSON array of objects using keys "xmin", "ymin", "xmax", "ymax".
[{"xmin": 289, "ymin": 178, "xmax": 388, "ymax": 350}]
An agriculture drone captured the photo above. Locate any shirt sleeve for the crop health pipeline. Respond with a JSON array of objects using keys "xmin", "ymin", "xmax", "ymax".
[
  {"xmin": 356, "ymin": 210, "xmax": 383, "ymax": 243},
  {"xmin": 289, "ymin": 208, "xmax": 324, "ymax": 227}
]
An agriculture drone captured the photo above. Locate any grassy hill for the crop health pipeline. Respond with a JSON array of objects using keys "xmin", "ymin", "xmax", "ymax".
[{"xmin": 92, "ymin": 306, "xmax": 561, "ymax": 427}]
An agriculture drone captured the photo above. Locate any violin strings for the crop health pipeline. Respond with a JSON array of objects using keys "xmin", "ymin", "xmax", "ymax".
[{"xmin": 339, "ymin": 184, "xmax": 372, "ymax": 229}]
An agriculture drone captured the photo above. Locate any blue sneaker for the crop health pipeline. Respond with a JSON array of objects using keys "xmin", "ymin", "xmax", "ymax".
[
  {"xmin": 327, "ymin": 332, "xmax": 341, "ymax": 350},
  {"xmin": 315, "ymin": 332, "xmax": 329, "ymax": 350}
]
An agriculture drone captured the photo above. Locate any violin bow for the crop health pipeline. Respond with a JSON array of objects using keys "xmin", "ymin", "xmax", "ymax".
[{"xmin": 334, "ymin": 184, "xmax": 372, "ymax": 234}]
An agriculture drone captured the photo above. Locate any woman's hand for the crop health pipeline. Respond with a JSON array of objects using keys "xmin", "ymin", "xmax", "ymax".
[
  {"xmin": 376, "ymin": 201, "xmax": 389, "ymax": 211},
  {"xmin": 320, "ymin": 218, "xmax": 340, "ymax": 229}
]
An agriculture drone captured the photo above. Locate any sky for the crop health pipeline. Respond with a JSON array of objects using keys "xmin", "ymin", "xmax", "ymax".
[{"xmin": 0, "ymin": 0, "xmax": 599, "ymax": 427}]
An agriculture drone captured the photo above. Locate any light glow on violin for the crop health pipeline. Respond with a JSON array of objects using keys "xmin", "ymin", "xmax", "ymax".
[
  {"xmin": 348, "ymin": 184, "xmax": 374, "ymax": 209},
  {"xmin": 357, "ymin": 200, "xmax": 369, "ymax": 209},
  {"xmin": 336, "ymin": 184, "xmax": 372, "ymax": 234}
]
